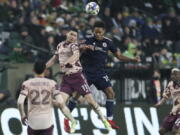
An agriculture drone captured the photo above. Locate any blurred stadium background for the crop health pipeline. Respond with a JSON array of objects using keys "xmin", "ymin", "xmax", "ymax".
[{"xmin": 0, "ymin": 0, "xmax": 180, "ymax": 134}]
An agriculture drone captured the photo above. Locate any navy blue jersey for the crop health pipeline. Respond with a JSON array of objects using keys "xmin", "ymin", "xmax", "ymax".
[{"xmin": 80, "ymin": 36, "xmax": 117, "ymax": 77}]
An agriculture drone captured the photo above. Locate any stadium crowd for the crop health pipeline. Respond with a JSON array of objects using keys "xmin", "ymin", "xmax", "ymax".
[{"xmin": 0, "ymin": 0, "xmax": 180, "ymax": 69}]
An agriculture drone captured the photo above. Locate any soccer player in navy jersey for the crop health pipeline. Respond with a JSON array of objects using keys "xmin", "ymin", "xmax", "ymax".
[
  {"xmin": 66, "ymin": 21, "xmax": 141, "ymax": 129},
  {"xmin": 46, "ymin": 29, "xmax": 112, "ymax": 133}
]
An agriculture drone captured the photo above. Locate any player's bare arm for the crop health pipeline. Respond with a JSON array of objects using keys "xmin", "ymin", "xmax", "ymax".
[
  {"xmin": 17, "ymin": 94, "xmax": 27, "ymax": 125},
  {"xmin": 114, "ymin": 49, "xmax": 141, "ymax": 62},
  {"xmin": 154, "ymin": 98, "xmax": 167, "ymax": 108},
  {"xmin": 64, "ymin": 50, "xmax": 80, "ymax": 66},
  {"xmin": 46, "ymin": 55, "xmax": 58, "ymax": 68},
  {"xmin": 155, "ymin": 86, "xmax": 170, "ymax": 107}
]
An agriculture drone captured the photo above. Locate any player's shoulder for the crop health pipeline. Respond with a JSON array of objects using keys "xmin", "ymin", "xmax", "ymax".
[
  {"xmin": 45, "ymin": 78, "xmax": 57, "ymax": 85},
  {"xmin": 22, "ymin": 78, "xmax": 34, "ymax": 86},
  {"xmin": 57, "ymin": 41, "xmax": 65, "ymax": 48},
  {"xmin": 103, "ymin": 37, "xmax": 113, "ymax": 42},
  {"xmin": 86, "ymin": 35, "xmax": 95, "ymax": 41},
  {"xmin": 70, "ymin": 42, "xmax": 78, "ymax": 46}
]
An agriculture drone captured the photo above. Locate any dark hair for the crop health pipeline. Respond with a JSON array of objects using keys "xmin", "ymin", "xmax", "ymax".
[
  {"xmin": 34, "ymin": 60, "xmax": 46, "ymax": 74},
  {"xmin": 93, "ymin": 21, "xmax": 105, "ymax": 29},
  {"xmin": 69, "ymin": 27, "xmax": 78, "ymax": 33}
]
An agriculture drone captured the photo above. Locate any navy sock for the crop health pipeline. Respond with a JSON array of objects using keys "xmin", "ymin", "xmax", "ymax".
[
  {"xmin": 68, "ymin": 98, "xmax": 77, "ymax": 112},
  {"xmin": 106, "ymin": 99, "xmax": 114, "ymax": 119}
]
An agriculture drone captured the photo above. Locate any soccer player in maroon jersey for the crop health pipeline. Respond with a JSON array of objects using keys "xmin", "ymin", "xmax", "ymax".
[
  {"xmin": 46, "ymin": 28, "xmax": 112, "ymax": 133},
  {"xmin": 17, "ymin": 61, "xmax": 77, "ymax": 135},
  {"xmin": 155, "ymin": 68, "xmax": 180, "ymax": 135}
]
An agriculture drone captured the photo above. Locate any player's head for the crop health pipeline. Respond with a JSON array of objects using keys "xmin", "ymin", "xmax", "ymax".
[
  {"xmin": 66, "ymin": 28, "xmax": 78, "ymax": 43},
  {"xmin": 93, "ymin": 21, "xmax": 105, "ymax": 40},
  {"xmin": 170, "ymin": 68, "xmax": 180, "ymax": 81},
  {"xmin": 33, "ymin": 60, "xmax": 46, "ymax": 75}
]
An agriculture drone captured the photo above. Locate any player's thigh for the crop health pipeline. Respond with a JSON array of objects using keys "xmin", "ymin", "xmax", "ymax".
[
  {"xmin": 160, "ymin": 114, "xmax": 178, "ymax": 134},
  {"xmin": 172, "ymin": 116, "xmax": 180, "ymax": 134},
  {"xmin": 72, "ymin": 73, "xmax": 91, "ymax": 96},
  {"xmin": 60, "ymin": 81, "xmax": 73, "ymax": 100},
  {"xmin": 94, "ymin": 75, "xmax": 112, "ymax": 90}
]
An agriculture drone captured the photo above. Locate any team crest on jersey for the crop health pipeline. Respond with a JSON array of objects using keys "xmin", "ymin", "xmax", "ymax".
[{"xmin": 102, "ymin": 42, "xmax": 107, "ymax": 47}]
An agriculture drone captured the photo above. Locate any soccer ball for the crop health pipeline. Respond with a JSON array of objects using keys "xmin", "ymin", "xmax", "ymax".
[{"xmin": 85, "ymin": 2, "xmax": 100, "ymax": 15}]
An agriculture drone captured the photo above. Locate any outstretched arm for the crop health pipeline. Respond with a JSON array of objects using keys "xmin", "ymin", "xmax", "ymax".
[
  {"xmin": 114, "ymin": 49, "xmax": 141, "ymax": 62},
  {"xmin": 17, "ymin": 94, "xmax": 27, "ymax": 125},
  {"xmin": 155, "ymin": 86, "xmax": 171, "ymax": 107},
  {"xmin": 46, "ymin": 55, "xmax": 57, "ymax": 68},
  {"xmin": 154, "ymin": 97, "xmax": 167, "ymax": 107}
]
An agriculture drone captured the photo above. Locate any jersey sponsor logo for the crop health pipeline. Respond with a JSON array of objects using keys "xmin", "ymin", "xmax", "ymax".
[
  {"xmin": 103, "ymin": 75, "xmax": 110, "ymax": 82},
  {"xmin": 102, "ymin": 42, "xmax": 107, "ymax": 48}
]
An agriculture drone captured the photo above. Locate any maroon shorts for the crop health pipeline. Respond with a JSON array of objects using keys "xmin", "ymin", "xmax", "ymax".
[
  {"xmin": 161, "ymin": 113, "xmax": 180, "ymax": 131},
  {"xmin": 60, "ymin": 72, "xmax": 91, "ymax": 96},
  {"xmin": 27, "ymin": 125, "xmax": 54, "ymax": 135}
]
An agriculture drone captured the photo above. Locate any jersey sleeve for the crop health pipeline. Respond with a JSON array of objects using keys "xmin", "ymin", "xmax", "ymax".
[
  {"xmin": 52, "ymin": 81, "xmax": 60, "ymax": 97},
  {"xmin": 20, "ymin": 82, "xmax": 28, "ymax": 97},
  {"xmin": 109, "ymin": 40, "xmax": 117, "ymax": 53},
  {"xmin": 71, "ymin": 43, "xmax": 79, "ymax": 52}
]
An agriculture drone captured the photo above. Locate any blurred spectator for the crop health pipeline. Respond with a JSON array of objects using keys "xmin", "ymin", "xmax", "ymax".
[
  {"xmin": 141, "ymin": 18, "xmax": 159, "ymax": 40},
  {"xmin": 0, "ymin": 0, "xmax": 179, "ymax": 70},
  {"xmin": 8, "ymin": 27, "xmax": 34, "ymax": 62},
  {"xmin": 120, "ymin": 36, "xmax": 131, "ymax": 52},
  {"xmin": 127, "ymin": 19, "xmax": 141, "ymax": 40},
  {"xmin": 162, "ymin": 17, "xmax": 176, "ymax": 41},
  {"xmin": 0, "ymin": 89, "xmax": 16, "ymax": 106},
  {"xmin": 55, "ymin": 25, "xmax": 69, "ymax": 44},
  {"xmin": 55, "ymin": 17, "xmax": 65, "ymax": 29},
  {"xmin": 159, "ymin": 48, "xmax": 173, "ymax": 68},
  {"xmin": 112, "ymin": 27, "xmax": 122, "ymax": 48},
  {"xmin": 9, "ymin": 0, "xmax": 22, "ymax": 22},
  {"xmin": 100, "ymin": 7, "xmax": 113, "ymax": 32},
  {"xmin": 14, "ymin": 15, "xmax": 26, "ymax": 33},
  {"xmin": 123, "ymin": 39, "xmax": 138, "ymax": 58},
  {"xmin": 111, "ymin": 12, "xmax": 123, "ymax": 33},
  {"xmin": 0, "ymin": 1, "xmax": 10, "ymax": 22}
]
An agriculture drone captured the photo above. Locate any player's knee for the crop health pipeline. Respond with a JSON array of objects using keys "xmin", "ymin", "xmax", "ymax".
[
  {"xmin": 159, "ymin": 128, "xmax": 166, "ymax": 135},
  {"xmin": 85, "ymin": 93, "xmax": 95, "ymax": 105}
]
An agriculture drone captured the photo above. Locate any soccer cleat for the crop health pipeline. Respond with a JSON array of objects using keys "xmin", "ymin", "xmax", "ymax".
[
  {"xmin": 69, "ymin": 120, "xmax": 77, "ymax": 133},
  {"xmin": 64, "ymin": 118, "xmax": 70, "ymax": 133},
  {"xmin": 102, "ymin": 120, "xmax": 112, "ymax": 131},
  {"xmin": 108, "ymin": 120, "xmax": 120, "ymax": 129}
]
